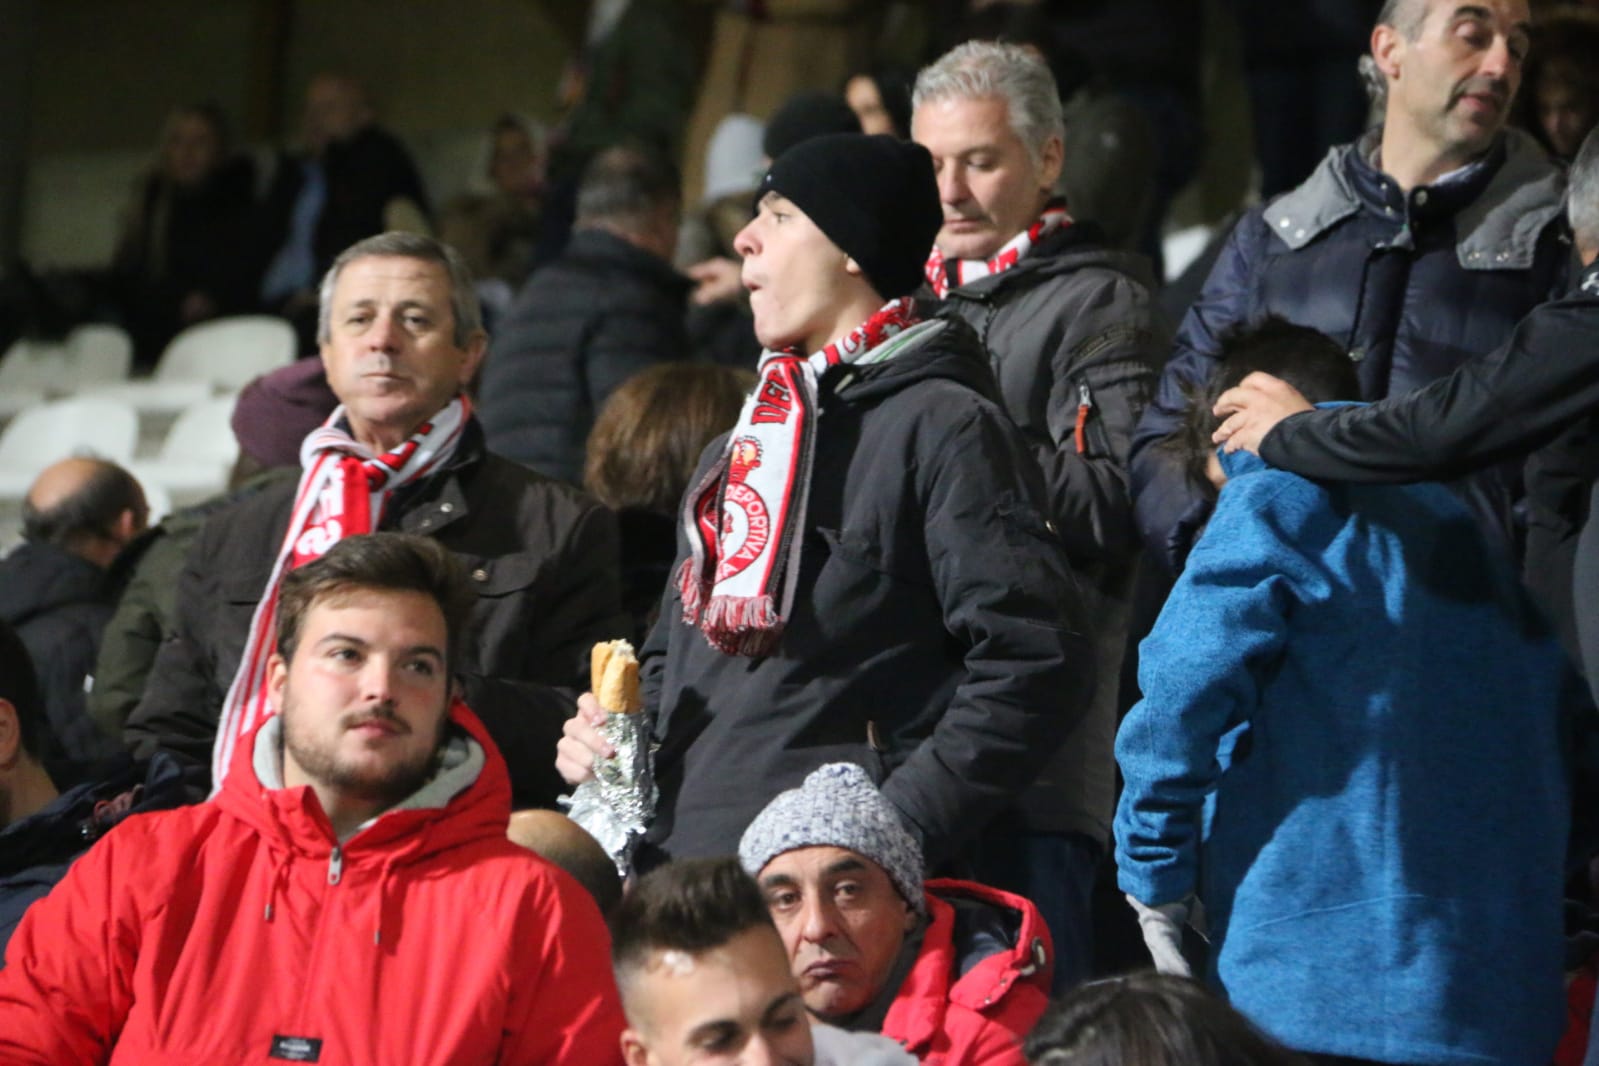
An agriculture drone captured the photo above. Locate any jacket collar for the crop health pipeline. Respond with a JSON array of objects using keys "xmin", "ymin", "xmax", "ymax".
[
  {"xmin": 388, "ymin": 415, "xmax": 486, "ymax": 539},
  {"xmin": 1264, "ymin": 127, "xmax": 1562, "ymax": 271}
]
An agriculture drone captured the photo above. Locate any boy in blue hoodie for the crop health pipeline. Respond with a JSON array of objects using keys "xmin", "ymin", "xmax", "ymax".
[{"xmin": 1115, "ymin": 317, "xmax": 1574, "ymax": 1066}]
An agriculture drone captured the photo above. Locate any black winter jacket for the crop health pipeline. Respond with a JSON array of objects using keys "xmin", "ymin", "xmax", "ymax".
[
  {"xmin": 0, "ymin": 753, "xmax": 187, "ymax": 956},
  {"xmin": 0, "ymin": 543, "xmax": 118, "ymax": 763},
  {"xmin": 638, "ymin": 317, "xmax": 1095, "ymax": 867},
  {"xmin": 1253, "ymin": 262, "xmax": 1599, "ymax": 688},
  {"xmin": 123, "ymin": 419, "xmax": 627, "ymax": 806},
  {"xmin": 935, "ymin": 225, "xmax": 1160, "ymax": 843},
  {"xmin": 479, "ymin": 228, "xmax": 692, "ymax": 485},
  {"xmin": 1131, "ymin": 128, "xmax": 1569, "ymax": 571}
]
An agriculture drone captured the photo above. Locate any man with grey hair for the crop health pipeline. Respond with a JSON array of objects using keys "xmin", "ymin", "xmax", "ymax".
[
  {"xmin": 127, "ymin": 231, "xmax": 626, "ymax": 805},
  {"xmin": 1207, "ymin": 127, "xmax": 1599, "ymax": 698},
  {"xmin": 479, "ymin": 144, "xmax": 689, "ymax": 485},
  {"xmin": 1130, "ymin": 0, "xmax": 1568, "ymax": 576},
  {"xmin": 911, "ymin": 38, "xmax": 1160, "ymax": 988}
]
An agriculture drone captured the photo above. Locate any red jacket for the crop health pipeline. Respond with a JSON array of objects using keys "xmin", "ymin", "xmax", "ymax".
[
  {"xmin": 882, "ymin": 879, "xmax": 1054, "ymax": 1066},
  {"xmin": 0, "ymin": 704, "xmax": 625, "ymax": 1065}
]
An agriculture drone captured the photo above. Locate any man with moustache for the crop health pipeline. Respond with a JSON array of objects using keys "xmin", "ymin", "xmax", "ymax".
[
  {"xmin": 1129, "ymin": 0, "xmax": 1570, "ymax": 573},
  {"xmin": 0, "ymin": 534, "xmax": 626, "ymax": 1064}
]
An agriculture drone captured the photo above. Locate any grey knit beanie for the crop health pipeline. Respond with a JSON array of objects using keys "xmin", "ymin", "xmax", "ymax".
[{"xmin": 738, "ymin": 763, "xmax": 926, "ymax": 914}]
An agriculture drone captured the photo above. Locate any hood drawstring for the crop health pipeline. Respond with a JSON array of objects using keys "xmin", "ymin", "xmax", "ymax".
[
  {"xmin": 263, "ymin": 857, "xmax": 290, "ymax": 924},
  {"xmin": 374, "ymin": 856, "xmax": 399, "ymax": 948}
]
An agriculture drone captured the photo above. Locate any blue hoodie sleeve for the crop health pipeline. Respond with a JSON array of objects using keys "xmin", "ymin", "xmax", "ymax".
[{"xmin": 1114, "ymin": 471, "xmax": 1320, "ymax": 906}]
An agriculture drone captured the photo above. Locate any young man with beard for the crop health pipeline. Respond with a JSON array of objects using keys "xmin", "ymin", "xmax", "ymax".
[
  {"xmin": 0, "ymin": 533, "xmax": 625, "ymax": 1065},
  {"xmin": 558, "ymin": 133, "xmax": 1091, "ymax": 872}
]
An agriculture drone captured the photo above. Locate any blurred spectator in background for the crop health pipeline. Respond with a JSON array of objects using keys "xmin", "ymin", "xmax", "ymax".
[
  {"xmin": 679, "ymin": 0, "xmax": 877, "ymax": 209},
  {"xmin": 679, "ymin": 113, "xmax": 766, "ymax": 368},
  {"xmin": 438, "ymin": 114, "xmax": 547, "ymax": 319},
  {"xmin": 844, "ymin": 67, "xmax": 915, "ymax": 138},
  {"xmin": 0, "ymin": 459, "xmax": 146, "ymax": 763},
  {"xmin": 535, "ymin": 0, "xmax": 697, "ymax": 273},
  {"xmin": 110, "ymin": 102, "xmax": 258, "ymax": 369},
  {"xmin": 583, "ymin": 361, "xmax": 756, "ymax": 645},
  {"xmin": 481, "ymin": 145, "xmax": 689, "ymax": 486},
  {"xmin": 1025, "ymin": 973, "xmax": 1310, "ymax": 1066},
  {"xmin": 257, "ymin": 73, "xmax": 430, "ymax": 352},
  {"xmin": 0, "ymin": 619, "xmax": 186, "ymax": 957},
  {"xmin": 1232, "ymin": 0, "xmax": 1382, "ymax": 198},
  {"xmin": 88, "ymin": 358, "xmax": 339, "ymax": 745},
  {"xmin": 1515, "ymin": 7, "xmax": 1599, "ymax": 160}
]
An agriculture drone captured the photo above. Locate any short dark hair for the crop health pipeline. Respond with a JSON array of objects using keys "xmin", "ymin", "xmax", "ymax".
[
  {"xmin": 585, "ymin": 363, "xmax": 757, "ymax": 515},
  {"xmin": 275, "ymin": 533, "xmax": 476, "ymax": 673},
  {"xmin": 574, "ymin": 145, "xmax": 681, "ymax": 233},
  {"xmin": 1025, "ymin": 973, "xmax": 1310, "ymax": 1066},
  {"xmin": 1166, "ymin": 317, "xmax": 1360, "ymax": 498},
  {"xmin": 611, "ymin": 857, "xmax": 776, "ymax": 981},
  {"xmin": 0, "ymin": 619, "xmax": 47, "ymax": 762},
  {"xmin": 21, "ymin": 460, "xmax": 145, "ymax": 551}
]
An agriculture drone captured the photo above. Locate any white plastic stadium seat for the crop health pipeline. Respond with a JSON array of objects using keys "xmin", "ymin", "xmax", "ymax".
[
  {"xmin": 66, "ymin": 323, "xmax": 134, "ymax": 390},
  {"xmin": 0, "ymin": 338, "xmax": 67, "ymax": 418},
  {"xmin": 86, "ymin": 315, "xmax": 297, "ymax": 414},
  {"xmin": 128, "ymin": 394, "xmax": 240, "ymax": 499},
  {"xmin": 0, "ymin": 396, "xmax": 139, "ymax": 499}
]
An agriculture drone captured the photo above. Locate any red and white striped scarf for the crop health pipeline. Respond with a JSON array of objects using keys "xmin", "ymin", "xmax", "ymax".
[
  {"xmin": 677, "ymin": 298, "xmax": 921, "ymax": 656},
  {"xmin": 923, "ymin": 197, "xmax": 1072, "ymax": 298},
  {"xmin": 211, "ymin": 396, "xmax": 471, "ymax": 789}
]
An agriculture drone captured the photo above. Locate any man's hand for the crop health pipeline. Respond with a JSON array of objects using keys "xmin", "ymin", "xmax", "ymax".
[
  {"xmin": 686, "ymin": 256, "xmax": 743, "ymax": 307},
  {"xmin": 554, "ymin": 692, "xmax": 615, "ymax": 788},
  {"xmin": 1211, "ymin": 372, "xmax": 1314, "ymax": 454}
]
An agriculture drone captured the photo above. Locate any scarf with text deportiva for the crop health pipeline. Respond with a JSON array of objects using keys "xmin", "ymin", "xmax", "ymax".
[
  {"xmin": 210, "ymin": 396, "xmax": 471, "ymax": 789},
  {"xmin": 923, "ymin": 197, "xmax": 1072, "ymax": 298},
  {"xmin": 678, "ymin": 298, "xmax": 921, "ymax": 656}
]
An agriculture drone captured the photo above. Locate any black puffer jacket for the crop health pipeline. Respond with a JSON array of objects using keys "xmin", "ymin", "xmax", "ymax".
[
  {"xmin": 935, "ymin": 225, "xmax": 1160, "ymax": 844},
  {"xmin": 479, "ymin": 228, "xmax": 692, "ymax": 485},
  {"xmin": 123, "ymin": 419, "xmax": 627, "ymax": 806},
  {"xmin": 0, "ymin": 543, "xmax": 117, "ymax": 763},
  {"xmin": 638, "ymin": 316, "xmax": 1095, "ymax": 867},
  {"xmin": 1131, "ymin": 128, "xmax": 1569, "ymax": 572}
]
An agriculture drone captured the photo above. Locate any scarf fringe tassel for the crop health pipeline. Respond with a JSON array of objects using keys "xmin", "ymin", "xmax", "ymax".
[{"xmin": 701, "ymin": 594, "xmax": 783, "ymax": 657}]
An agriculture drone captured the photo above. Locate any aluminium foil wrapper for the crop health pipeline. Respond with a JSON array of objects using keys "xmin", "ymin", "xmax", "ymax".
[{"xmin": 563, "ymin": 709, "xmax": 656, "ymax": 878}]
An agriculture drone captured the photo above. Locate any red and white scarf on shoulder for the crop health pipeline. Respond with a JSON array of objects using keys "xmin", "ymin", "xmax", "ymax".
[
  {"xmin": 923, "ymin": 197, "xmax": 1072, "ymax": 298},
  {"xmin": 210, "ymin": 396, "xmax": 471, "ymax": 789},
  {"xmin": 677, "ymin": 298, "xmax": 921, "ymax": 657}
]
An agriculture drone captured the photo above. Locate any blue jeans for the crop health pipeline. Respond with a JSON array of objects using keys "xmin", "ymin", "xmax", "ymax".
[{"xmin": 969, "ymin": 830, "xmax": 1102, "ymax": 994}]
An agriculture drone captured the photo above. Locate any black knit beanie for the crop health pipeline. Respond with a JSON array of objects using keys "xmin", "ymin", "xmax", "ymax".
[{"xmin": 758, "ymin": 132, "xmax": 942, "ymax": 300}]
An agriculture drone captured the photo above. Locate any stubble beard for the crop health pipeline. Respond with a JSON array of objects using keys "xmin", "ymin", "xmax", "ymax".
[{"xmin": 279, "ymin": 698, "xmax": 448, "ymax": 809}]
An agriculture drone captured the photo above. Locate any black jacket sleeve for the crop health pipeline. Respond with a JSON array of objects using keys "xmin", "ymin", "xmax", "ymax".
[
  {"xmin": 881, "ymin": 407, "xmax": 1096, "ymax": 865},
  {"xmin": 1259, "ymin": 287, "xmax": 1599, "ymax": 483}
]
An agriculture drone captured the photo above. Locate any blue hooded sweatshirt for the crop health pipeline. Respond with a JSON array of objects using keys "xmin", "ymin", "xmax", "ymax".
[{"xmin": 1115, "ymin": 441, "xmax": 1572, "ymax": 1064}]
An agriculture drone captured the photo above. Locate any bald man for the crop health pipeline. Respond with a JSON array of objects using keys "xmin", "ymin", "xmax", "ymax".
[{"xmin": 0, "ymin": 459, "xmax": 146, "ymax": 761}]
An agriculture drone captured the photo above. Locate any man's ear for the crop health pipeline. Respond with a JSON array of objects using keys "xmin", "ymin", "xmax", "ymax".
[
  {"xmin": 0, "ymin": 699, "xmax": 21, "ymax": 766},
  {"xmin": 1038, "ymin": 133, "xmax": 1065, "ymax": 192},
  {"xmin": 1371, "ymin": 23, "xmax": 1405, "ymax": 81},
  {"xmin": 844, "ymin": 256, "xmax": 864, "ymax": 277},
  {"xmin": 266, "ymin": 652, "xmax": 289, "ymax": 714},
  {"xmin": 620, "ymin": 1029, "xmax": 652, "ymax": 1066},
  {"xmin": 459, "ymin": 330, "xmax": 489, "ymax": 388}
]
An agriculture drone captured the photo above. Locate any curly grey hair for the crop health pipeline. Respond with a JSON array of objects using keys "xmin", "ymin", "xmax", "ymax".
[
  {"xmin": 1570, "ymin": 128, "xmax": 1599, "ymax": 255},
  {"xmin": 912, "ymin": 40, "xmax": 1064, "ymax": 167}
]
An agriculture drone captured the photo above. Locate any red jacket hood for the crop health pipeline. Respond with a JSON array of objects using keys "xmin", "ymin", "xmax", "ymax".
[
  {"xmin": 214, "ymin": 698, "xmax": 514, "ymax": 866},
  {"xmin": 883, "ymin": 878, "xmax": 1053, "ymax": 1063}
]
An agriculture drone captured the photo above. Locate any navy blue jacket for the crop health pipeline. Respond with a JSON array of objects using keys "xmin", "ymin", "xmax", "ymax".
[{"xmin": 1130, "ymin": 128, "xmax": 1568, "ymax": 571}]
